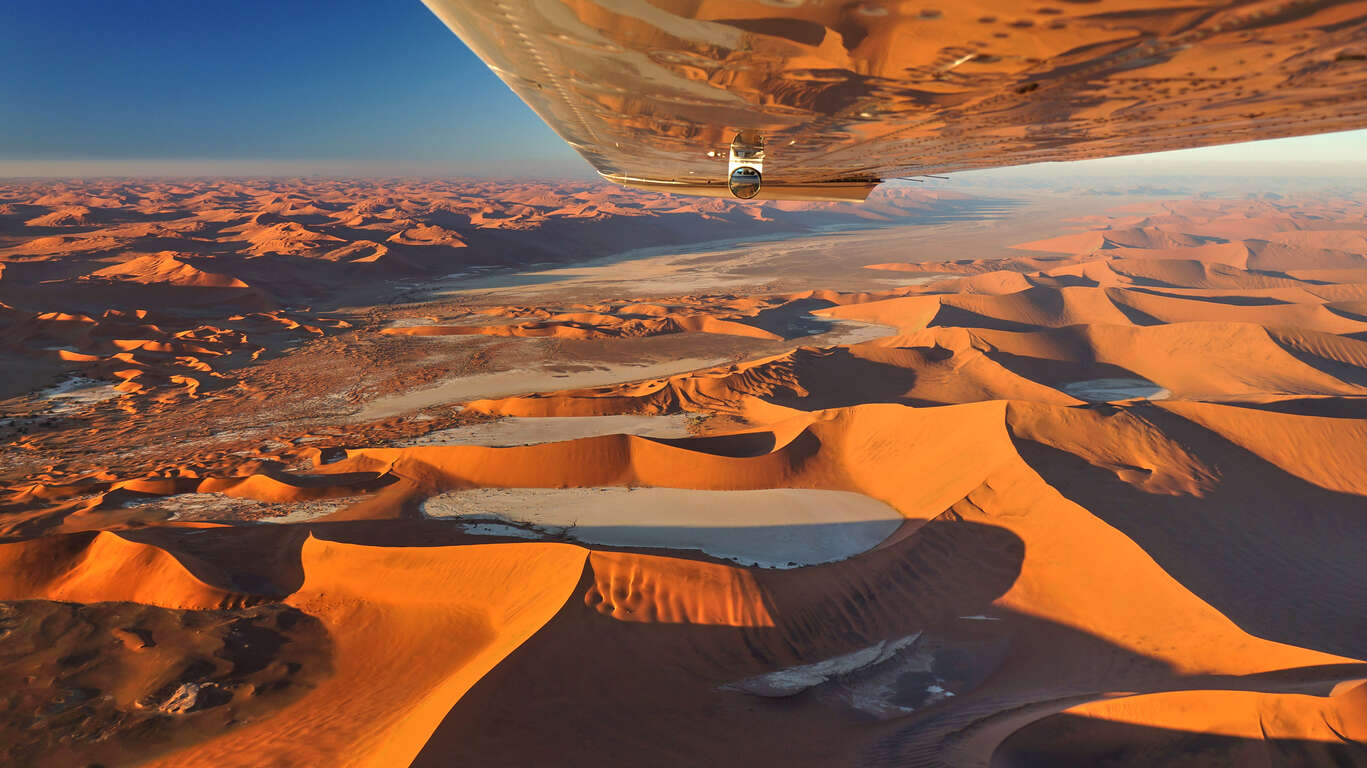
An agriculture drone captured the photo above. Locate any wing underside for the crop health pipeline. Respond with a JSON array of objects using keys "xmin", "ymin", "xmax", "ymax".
[{"xmin": 424, "ymin": 0, "xmax": 1367, "ymax": 198}]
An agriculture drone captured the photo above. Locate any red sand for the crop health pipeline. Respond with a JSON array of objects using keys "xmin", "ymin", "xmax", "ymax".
[{"xmin": 2, "ymin": 182, "xmax": 1367, "ymax": 766}]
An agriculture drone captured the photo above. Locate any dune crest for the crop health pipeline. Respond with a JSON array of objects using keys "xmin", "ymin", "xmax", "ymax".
[
  {"xmin": 150, "ymin": 537, "xmax": 586, "ymax": 768},
  {"xmin": 88, "ymin": 252, "xmax": 250, "ymax": 289}
]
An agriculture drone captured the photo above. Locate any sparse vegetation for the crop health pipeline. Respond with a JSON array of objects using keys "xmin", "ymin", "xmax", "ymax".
[{"xmin": 684, "ymin": 412, "xmax": 714, "ymax": 436}]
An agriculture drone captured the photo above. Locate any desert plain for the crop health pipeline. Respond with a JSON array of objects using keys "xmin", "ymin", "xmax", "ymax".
[{"xmin": 2, "ymin": 177, "xmax": 1366, "ymax": 767}]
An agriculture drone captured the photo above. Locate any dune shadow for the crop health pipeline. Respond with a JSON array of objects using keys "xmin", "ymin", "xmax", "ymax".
[
  {"xmin": 745, "ymin": 299, "xmax": 840, "ymax": 339},
  {"xmin": 119, "ymin": 524, "xmax": 313, "ymax": 598},
  {"xmin": 1012, "ymin": 404, "xmax": 1367, "ymax": 660},
  {"xmin": 1266, "ymin": 334, "xmax": 1367, "ymax": 388},
  {"xmin": 1326, "ymin": 304, "xmax": 1367, "ymax": 323},
  {"xmin": 1108, "ymin": 299, "xmax": 1165, "ymax": 326},
  {"xmin": 1031, "ymin": 274, "xmax": 1099, "ymax": 288},
  {"xmin": 411, "ymin": 516, "xmax": 1027, "ymax": 767},
  {"xmin": 864, "ymin": 610, "xmax": 1367, "ymax": 768},
  {"xmin": 400, "ymin": 509, "xmax": 1366, "ymax": 768},
  {"xmin": 649, "ymin": 430, "xmax": 779, "ymax": 457},
  {"xmin": 1229, "ymin": 396, "xmax": 1367, "ymax": 419},
  {"xmin": 991, "ymin": 711, "xmax": 1367, "ymax": 768},
  {"xmin": 760, "ymin": 347, "xmax": 922, "ymax": 410},
  {"xmin": 55, "ymin": 495, "xmax": 1367, "ymax": 768},
  {"xmin": 929, "ymin": 304, "xmax": 1042, "ymax": 333},
  {"xmin": 1126, "ymin": 287, "xmax": 1291, "ymax": 306},
  {"xmin": 979, "ymin": 346, "xmax": 1151, "ymax": 390}
]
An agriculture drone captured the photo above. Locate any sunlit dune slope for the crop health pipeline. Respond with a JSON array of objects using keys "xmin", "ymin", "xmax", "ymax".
[
  {"xmin": 993, "ymin": 683, "xmax": 1367, "ymax": 767},
  {"xmin": 0, "ymin": 532, "xmax": 585, "ymax": 768}
]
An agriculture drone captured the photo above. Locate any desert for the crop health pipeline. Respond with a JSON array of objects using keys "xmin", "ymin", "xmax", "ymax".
[{"xmin": 2, "ymin": 176, "xmax": 1367, "ymax": 767}]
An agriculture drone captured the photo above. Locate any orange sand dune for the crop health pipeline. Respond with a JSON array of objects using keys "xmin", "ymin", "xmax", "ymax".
[
  {"xmin": 1093, "ymin": 241, "xmax": 1255, "ymax": 267},
  {"xmin": 994, "ymin": 683, "xmax": 1367, "ymax": 766},
  {"xmin": 462, "ymin": 338, "xmax": 1077, "ymax": 418},
  {"xmin": 3, "ymin": 187, "xmax": 1367, "ymax": 766},
  {"xmin": 0, "ymin": 177, "xmax": 990, "ymax": 407},
  {"xmin": 0, "ymin": 531, "xmax": 236, "ymax": 608},
  {"xmin": 1102, "ymin": 258, "xmax": 1311, "ymax": 290},
  {"xmin": 153, "ymin": 537, "xmax": 586, "ymax": 768},
  {"xmin": 88, "ymin": 252, "xmax": 250, "ymax": 289},
  {"xmin": 926, "ymin": 270, "xmax": 1036, "ymax": 295},
  {"xmin": 378, "ymin": 288, "xmax": 940, "ymax": 344},
  {"xmin": 936, "ymin": 285, "xmax": 1139, "ymax": 329},
  {"xmin": 965, "ymin": 322, "xmax": 1367, "ymax": 399},
  {"xmin": 1011, "ymin": 226, "xmax": 1212, "ymax": 255},
  {"xmin": 324, "ymin": 402, "xmax": 1019, "ymax": 528},
  {"xmin": 405, "ymin": 400, "xmax": 1362, "ymax": 767},
  {"xmin": 1106, "ymin": 288, "xmax": 1367, "ymax": 334},
  {"xmin": 468, "ymin": 277, "xmax": 1367, "ymax": 419},
  {"xmin": 1160, "ymin": 400, "xmax": 1367, "ymax": 495},
  {"xmin": 0, "ymin": 531, "xmax": 586, "ymax": 768}
]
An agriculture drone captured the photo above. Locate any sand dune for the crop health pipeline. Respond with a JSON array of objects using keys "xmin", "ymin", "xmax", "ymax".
[
  {"xmin": 149, "ymin": 537, "xmax": 586, "ymax": 768},
  {"xmin": 2, "ymin": 186, "xmax": 1367, "ymax": 765},
  {"xmin": 88, "ymin": 252, "xmax": 250, "ymax": 289},
  {"xmin": 994, "ymin": 683, "xmax": 1367, "ymax": 766}
]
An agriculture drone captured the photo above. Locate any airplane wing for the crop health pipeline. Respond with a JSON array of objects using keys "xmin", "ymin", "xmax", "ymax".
[{"xmin": 422, "ymin": 0, "xmax": 1367, "ymax": 200}]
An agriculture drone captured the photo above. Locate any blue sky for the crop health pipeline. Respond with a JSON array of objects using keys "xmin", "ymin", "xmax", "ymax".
[
  {"xmin": 1, "ymin": 0, "xmax": 586, "ymax": 176},
  {"xmin": 3, "ymin": 0, "xmax": 1364, "ymax": 179}
]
